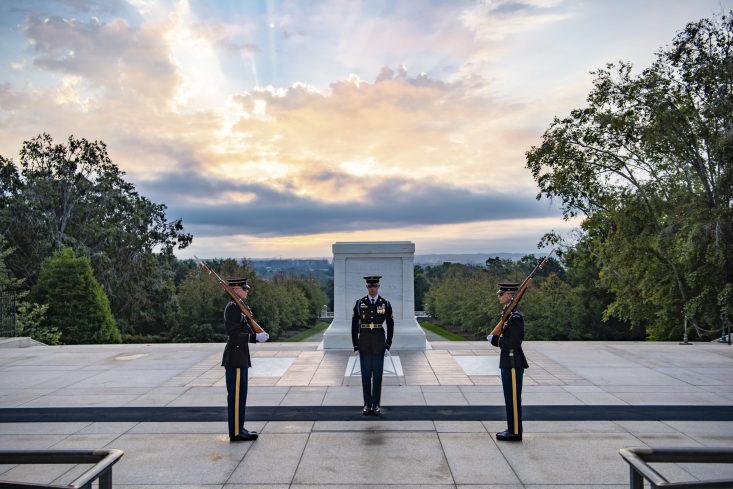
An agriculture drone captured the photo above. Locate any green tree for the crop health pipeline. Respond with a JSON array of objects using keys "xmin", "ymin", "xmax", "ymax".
[
  {"xmin": 171, "ymin": 267, "xmax": 226, "ymax": 342},
  {"xmin": 526, "ymin": 12, "xmax": 733, "ymax": 339},
  {"xmin": 521, "ymin": 274, "xmax": 584, "ymax": 340},
  {"xmin": 31, "ymin": 248, "xmax": 121, "ymax": 344},
  {"xmin": 414, "ymin": 265, "xmax": 429, "ymax": 310},
  {"xmin": 0, "ymin": 134, "xmax": 192, "ymax": 334},
  {"xmin": 559, "ymin": 236, "xmax": 643, "ymax": 340},
  {"xmin": 425, "ymin": 253, "xmax": 612, "ymax": 340},
  {"xmin": 424, "ymin": 264, "xmax": 500, "ymax": 338},
  {"xmin": 294, "ymin": 278, "xmax": 329, "ymax": 323},
  {"xmin": 0, "ymin": 235, "xmax": 55, "ymax": 343},
  {"xmin": 248, "ymin": 278, "xmax": 283, "ymax": 337},
  {"xmin": 484, "ymin": 257, "xmax": 516, "ymax": 277},
  {"xmin": 175, "ymin": 258, "xmax": 326, "ymax": 341}
]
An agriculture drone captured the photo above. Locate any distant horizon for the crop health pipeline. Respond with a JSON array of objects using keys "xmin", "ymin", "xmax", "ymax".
[{"xmin": 191, "ymin": 250, "xmax": 537, "ymax": 262}]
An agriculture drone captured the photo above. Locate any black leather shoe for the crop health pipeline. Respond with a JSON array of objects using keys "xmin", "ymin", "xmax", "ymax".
[
  {"xmin": 496, "ymin": 430, "xmax": 522, "ymax": 442},
  {"xmin": 362, "ymin": 405, "xmax": 372, "ymax": 416},
  {"xmin": 230, "ymin": 432, "xmax": 258, "ymax": 442},
  {"xmin": 371, "ymin": 405, "xmax": 381, "ymax": 416}
]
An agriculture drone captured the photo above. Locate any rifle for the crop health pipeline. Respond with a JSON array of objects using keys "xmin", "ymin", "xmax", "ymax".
[
  {"xmin": 489, "ymin": 249, "xmax": 555, "ymax": 337},
  {"xmin": 194, "ymin": 255, "xmax": 266, "ymax": 334}
]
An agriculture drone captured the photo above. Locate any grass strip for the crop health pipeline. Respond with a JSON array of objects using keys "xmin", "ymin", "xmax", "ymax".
[
  {"xmin": 419, "ymin": 320, "xmax": 467, "ymax": 341},
  {"xmin": 285, "ymin": 322, "xmax": 330, "ymax": 342}
]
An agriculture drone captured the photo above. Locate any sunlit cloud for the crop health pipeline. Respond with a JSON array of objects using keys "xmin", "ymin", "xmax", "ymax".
[
  {"xmin": 181, "ymin": 216, "xmax": 580, "ymax": 259},
  {"xmin": 0, "ymin": 0, "xmax": 728, "ymax": 258}
]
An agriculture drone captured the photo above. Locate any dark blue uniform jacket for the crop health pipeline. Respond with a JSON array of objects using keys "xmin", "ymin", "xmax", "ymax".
[
  {"xmin": 490, "ymin": 311, "xmax": 529, "ymax": 369},
  {"xmin": 221, "ymin": 302, "xmax": 256, "ymax": 368},
  {"xmin": 351, "ymin": 296, "xmax": 395, "ymax": 355}
]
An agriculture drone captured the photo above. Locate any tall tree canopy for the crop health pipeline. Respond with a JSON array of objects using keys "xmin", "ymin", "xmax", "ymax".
[
  {"xmin": 0, "ymin": 134, "xmax": 192, "ymax": 333},
  {"xmin": 527, "ymin": 12, "xmax": 733, "ymax": 339}
]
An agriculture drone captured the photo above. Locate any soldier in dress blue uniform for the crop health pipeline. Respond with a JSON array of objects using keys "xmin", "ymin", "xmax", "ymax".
[
  {"xmin": 487, "ymin": 282, "xmax": 528, "ymax": 442},
  {"xmin": 222, "ymin": 278, "xmax": 269, "ymax": 442},
  {"xmin": 351, "ymin": 275, "xmax": 394, "ymax": 416}
]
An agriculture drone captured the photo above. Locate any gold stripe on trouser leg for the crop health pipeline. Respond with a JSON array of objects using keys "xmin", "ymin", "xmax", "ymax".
[
  {"xmin": 378, "ymin": 357, "xmax": 383, "ymax": 407},
  {"xmin": 511, "ymin": 368, "xmax": 519, "ymax": 434},
  {"xmin": 235, "ymin": 368, "xmax": 241, "ymax": 436}
]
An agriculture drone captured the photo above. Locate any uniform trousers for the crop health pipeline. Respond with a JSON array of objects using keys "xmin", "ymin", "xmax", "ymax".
[
  {"xmin": 225, "ymin": 367, "xmax": 248, "ymax": 437},
  {"xmin": 359, "ymin": 353, "xmax": 385, "ymax": 407},
  {"xmin": 500, "ymin": 367, "xmax": 524, "ymax": 434}
]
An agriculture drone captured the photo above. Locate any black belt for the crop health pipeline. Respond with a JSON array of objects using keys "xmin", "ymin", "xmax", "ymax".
[{"xmin": 360, "ymin": 323, "xmax": 383, "ymax": 329}]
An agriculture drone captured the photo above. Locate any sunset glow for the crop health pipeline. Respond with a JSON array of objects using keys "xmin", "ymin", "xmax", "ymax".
[{"xmin": 1, "ymin": 0, "xmax": 728, "ymax": 258}]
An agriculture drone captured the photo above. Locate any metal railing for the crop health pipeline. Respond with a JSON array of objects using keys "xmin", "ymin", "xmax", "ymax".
[
  {"xmin": 619, "ymin": 447, "xmax": 733, "ymax": 488},
  {"xmin": 0, "ymin": 449, "xmax": 124, "ymax": 489},
  {"xmin": 0, "ymin": 292, "xmax": 16, "ymax": 337}
]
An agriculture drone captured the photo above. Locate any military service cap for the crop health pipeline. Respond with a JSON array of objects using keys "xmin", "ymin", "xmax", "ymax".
[
  {"xmin": 497, "ymin": 282, "xmax": 520, "ymax": 292},
  {"xmin": 227, "ymin": 277, "xmax": 250, "ymax": 290},
  {"xmin": 363, "ymin": 275, "xmax": 382, "ymax": 285}
]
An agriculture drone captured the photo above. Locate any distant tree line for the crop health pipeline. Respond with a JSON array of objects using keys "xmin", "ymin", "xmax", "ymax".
[
  {"xmin": 418, "ymin": 255, "xmax": 642, "ymax": 341},
  {"xmin": 170, "ymin": 258, "xmax": 327, "ymax": 343}
]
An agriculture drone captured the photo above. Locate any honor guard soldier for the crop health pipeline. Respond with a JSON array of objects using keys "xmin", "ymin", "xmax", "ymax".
[
  {"xmin": 352, "ymin": 275, "xmax": 394, "ymax": 416},
  {"xmin": 222, "ymin": 278, "xmax": 269, "ymax": 442},
  {"xmin": 487, "ymin": 282, "xmax": 528, "ymax": 441}
]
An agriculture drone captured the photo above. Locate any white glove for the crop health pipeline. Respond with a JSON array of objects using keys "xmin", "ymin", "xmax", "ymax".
[
  {"xmin": 384, "ymin": 349, "xmax": 391, "ymax": 358},
  {"xmin": 486, "ymin": 334, "xmax": 494, "ymax": 343},
  {"xmin": 256, "ymin": 332, "xmax": 269, "ymax": 342}
]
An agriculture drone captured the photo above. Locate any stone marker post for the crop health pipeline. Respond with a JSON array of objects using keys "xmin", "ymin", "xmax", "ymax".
[{"xmin": 321, "ymin": 241, "xmax": 428, "ymax": 350}]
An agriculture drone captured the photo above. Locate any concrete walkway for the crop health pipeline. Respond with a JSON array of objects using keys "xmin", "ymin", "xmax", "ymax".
[{"xmin": 1, "ymin": 340, "xmax": 732, "ymax": 488}]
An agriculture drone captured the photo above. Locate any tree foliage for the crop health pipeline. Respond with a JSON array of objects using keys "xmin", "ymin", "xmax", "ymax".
[
  {"xmin": 423, "ymin": 253, "xmax": 633, "ymax": 340},
  {"xmin": 526, "ymin": 12, "xmax": 733, "ymax": 339},
  {"xmin": 170, "ymin": 266, "xmax": 226, "ymax": 343},
  {"xmin": 414, "ymin": 265, "xmax": 430, "ymax": 310},
  {"xmin": 0, "ymin": 235, "xmax": 55, "ymax": 343},
  {"xmin": 171, "ymin": 258, "xmax": 328, "ymax": 342},
  {"xmin": 0, "ymin": 134, "xmax": 192, "ymax": 334},
  {"xmin": 31, "ymin": 248, "xmax": 121, "ymax": 344}
]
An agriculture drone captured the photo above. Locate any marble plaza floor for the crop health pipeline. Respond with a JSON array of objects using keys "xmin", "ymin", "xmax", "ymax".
[{"xmin": 0, "ymin": 340, "xmax": 732, "ymax": 488}]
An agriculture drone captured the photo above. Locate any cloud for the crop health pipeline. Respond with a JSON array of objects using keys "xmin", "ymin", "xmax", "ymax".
[
  {"xmin": 223, "ymin": 67, "xmax": 541, "ymax": 199},
  {"xmin": 56, "ymin": 0, "xmax": 134, "ymax": 15},
  {"xmin": 190, "ymin": 20, "xmax": 260, "ymax": 55},
  {"xmin": 22, "ymin": 13, "xmax": 180, "ymax": 104},
  {"xmin": 0, "ymin": 0, "xmax": 573, "ymax": 257},
  {"xmin": 5, "ymin": 1, "xmax": 573, "ymax": 193},
  {"xmin": 137, "ymin": 167, "xmax": 557, "ymax": 238}
]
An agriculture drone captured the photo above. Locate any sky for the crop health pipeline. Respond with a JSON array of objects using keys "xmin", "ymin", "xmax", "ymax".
[{"xmin": 1, "ymin": 0, "xmax": 730, "ymax": 259}]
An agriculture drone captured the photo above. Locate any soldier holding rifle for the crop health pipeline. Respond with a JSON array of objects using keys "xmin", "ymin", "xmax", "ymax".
[
  {"xmin": 222, "ymin": 277, "xmax": 269, "ymax": 442},
  {"xmin": 487, "ymin": 282, "xmax": 528, "ymax": 442},
  {"xmin": 486, "ymin": 251, "xmax": 553, "ymax": 442},
  {"xmin": 194, "ymin": 257, "xmax": 271, "ymax": 442}
]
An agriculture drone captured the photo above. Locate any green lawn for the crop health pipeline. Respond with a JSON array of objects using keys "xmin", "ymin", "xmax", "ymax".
[
  {"xmin": 419, "ymin": 321, "xmax": 468, "ymax": 341},
  {"xmin": 284, "ymin": 322, "xmax": 330, "ymax": 342}
]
